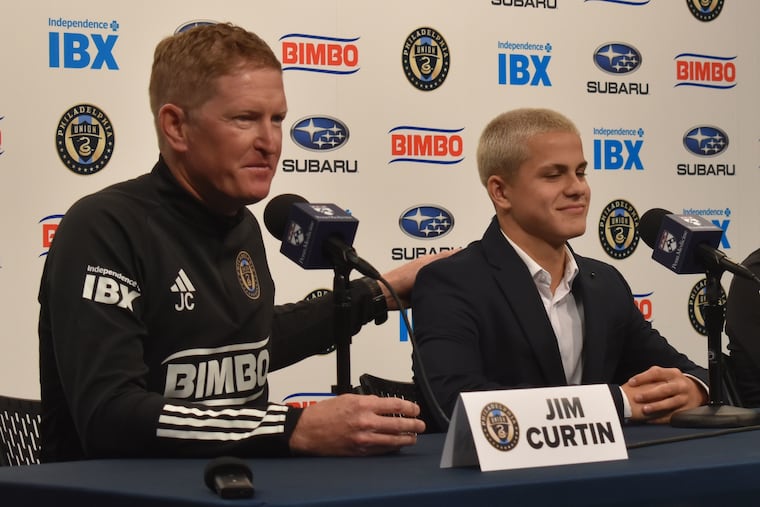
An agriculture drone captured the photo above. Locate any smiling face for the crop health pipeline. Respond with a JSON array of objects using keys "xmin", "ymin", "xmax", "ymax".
[
  {"xmin": 165, "ymin": 66, "xmax": 287, "ymax": 215},
  {"xmin": 494, "ymin": 131, "xmax": 590, "ymax": 251}
]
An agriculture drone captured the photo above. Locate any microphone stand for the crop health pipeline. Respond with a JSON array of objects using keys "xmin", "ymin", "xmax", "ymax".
[
  {"xmin": 670, "ymin": 267, "xmax": 760, "ymax": 427},
  {"xmin": 330, "ymin": 252, "xmax": 354, "ymax": 395}
]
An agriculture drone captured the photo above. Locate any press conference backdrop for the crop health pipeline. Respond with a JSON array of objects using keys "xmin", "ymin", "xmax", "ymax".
[{"xmin": 0, "ymin": 1, "xmax": 758, "ymax": 406}]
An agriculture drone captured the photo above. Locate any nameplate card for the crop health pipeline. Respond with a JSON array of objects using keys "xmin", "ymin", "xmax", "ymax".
[{"xmin": 440, "ymin": 384, "xmax": 628, "ymax": 472}]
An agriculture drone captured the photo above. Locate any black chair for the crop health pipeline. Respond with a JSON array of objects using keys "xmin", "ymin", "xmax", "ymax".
[
  {"xmin": 0, "ymin": 395, "xmax": 42, "ymax": 466},
  {"xmin": 358, "ymin": 373, "xmax": 446, "ymax": 433}
]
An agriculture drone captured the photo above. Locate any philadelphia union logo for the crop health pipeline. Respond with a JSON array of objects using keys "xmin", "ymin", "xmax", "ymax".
[
  {"xmin": 236, "ymin": 251, "xmax": 260, "ymax": 300},
  {"xmin": 598, "ymin": 199, "xmax": 640, "ymax": 259},
  {"xmin": 402, "ymin": 27, "xmax": 450, "ymax": 91},
  {"xmin": 481, "ymin": 402, "xmax": 519, "ymax": 452},
  {"xmin": 55, "ymin": 104, "xmax": 115, "ymax": 175},
  {"xmin": 688, "ymin": 278, "xmax": 727, "ymax": 336},
  {"xmin": 687, "ymin": 0, "xmax": 724, "ymax": 22}
]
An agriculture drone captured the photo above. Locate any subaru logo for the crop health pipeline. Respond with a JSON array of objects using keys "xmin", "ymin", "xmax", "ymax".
[
  {"xmin": 399, "ymin": 205, "xmax": 454, "ymax": 239},
  {"xmin": 683, "ymin": 126, "xmax": 729, "ymax": 157},
  {"xmin": 593, "ymin": 43, "xmax": 642, "ymax": 75},
  {"xmin": 290, "ymin": 116, "xmax": 350, "ymax": 152}
]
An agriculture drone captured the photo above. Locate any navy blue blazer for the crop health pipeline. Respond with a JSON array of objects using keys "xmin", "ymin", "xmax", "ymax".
[{"xmin": 412, "ymin": 216, "xmax": 706, "ymax": 418}]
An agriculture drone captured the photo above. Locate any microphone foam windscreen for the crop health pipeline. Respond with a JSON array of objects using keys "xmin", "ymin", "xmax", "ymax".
[
  {"xmin": 638, "ymin": 208, "xmax": 672, "ymax": 249},
  {"xmin": 263, "ymin": 193, "xmax": 308, "ymax": 239}
]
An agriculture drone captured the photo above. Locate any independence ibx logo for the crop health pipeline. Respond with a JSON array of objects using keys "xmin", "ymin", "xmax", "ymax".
[
  {"xmin": 675, "ymin": 53, "xmax": 736, "ymax": 89},
  {"xmin": 687, "ymin": 0, "xmax": 724, "ymax": 22},
  {"xmin": 282, "ymin": 115, "xmax": 356, "ymax": 174},
  {"xmin": 682, "ymin": 206, "xmax": 732, "ymax": 248},
  {"xmin": 592, "ymin": 126, "xmax": 644, "ymax": 171},
  {"xmin": 677, "ymin": 125, "xmax": 734, "ymax": 176},
  {"xmin": 39, "ymin": 214, "xmax": 64, "ymax": 257},
  {"xmin": 402, "ymin": 27, "xmax": 450, "ymax": 91},
  {"xmin": 389, "ymin": 126, "xmax": 464, "ymax": 165},
  {"xmin": 399, "ymin": 205, "xmax": 454, "ymax": 239},
  {"xmin": 497, "ymin": 39, "xmax": 552, "ymax": 87},
  {"xmin": 598, "ymin": 199, "xmax": 640, "ymax": 259},
  {"xmin": 290, "ymin": 116, "xmax": 349, "ymax": 152},
  {"xmin": 48, "ymin": 17, "xmax": 120, "ymax": 70},
  {"xmin": 174, "ymin": 19, "xmax": 217, "ymax": 34},
  {"xmin": 280, "ymin": 33, "xmax": 359, "ymax": 75},
  {"xmin": 588, "ymin": 42, "xmax": 647, "ymax": 95},
  {"xmin": 56, "ymin": 104, "xmax": 115, "ymax": 175}
]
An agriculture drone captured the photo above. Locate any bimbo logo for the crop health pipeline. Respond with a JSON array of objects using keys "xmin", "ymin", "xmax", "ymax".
[
  {"xmin": 675, "ymin": 53, "xmax": 736, "ymax": 89},
  {"xmin": 584, "ymin": 0, "xmax": 650, "ymax": 4},
  {"xmin": 48, "ymin": 17, "xmax": 120, "ymax": 70},
  {"xmin": 389, "ymin": 126, "xmax": 464, "ymax": 165},
  {"xmin": 280, "ymin": 33, "xmax": 360, "ymax": 75}
]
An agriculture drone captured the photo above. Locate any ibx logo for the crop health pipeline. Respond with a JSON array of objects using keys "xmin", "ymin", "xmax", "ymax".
[
  {"xmin": 675, "ymin": 53, "xmax": 736, "ymax": 89},
  {"xmin": 48, "ymin": 17, "xmax": 120, "ymax": 70},
  {"xmin": 392, "ymin": 205, "xmax": 457, "ymax": 260},
  {"xmin": 677, "ymin": 125, "xmax": 734, "ymax": 176},
  {"xmin": 592, "ymin": 126, "xmax": 645, "ymax": 171},
  {"xmin": 39, "ymin": 214, "xmax": 64, "ymax": 257},
  {"xmin": 588, "ymin": 42, "xmax": 648, "ymax": 95},
  {"xmin": 687, "ymin": 0, "xmax": 724, "ymax": 22},
  {"xmin": 280, "ymin": 33, "xmax": 359, "ymax": 75},
  {"xmin": 389, "ymin": 126, "xmax": 464, "ymax": 165},
  {"xmin": 497, "ymin": 39, "xmax": 552, "ymax": 87},
  {"xmin": 283, "ymin": 115, "xmax": 357, "ymax": 174},
  {"xmin": 82, "ymin": 264, "xmax": 141, "ymax": 311},
  {"xmin": 682, "ymin": 206, "xmax": 732, "ymax": 248}
]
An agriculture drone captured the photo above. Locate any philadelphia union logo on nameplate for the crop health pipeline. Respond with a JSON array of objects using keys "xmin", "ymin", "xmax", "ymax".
[
  {"xmin": 481, "ymin": 402, "xmax": 520, "ymax": 452},
  {"xmin": 55, "ymin": 104, "xmax": 115, "ymax": 175},
  {"xmin": 402, "ymin": 27, "xmax": 450, "ymax": 91}
]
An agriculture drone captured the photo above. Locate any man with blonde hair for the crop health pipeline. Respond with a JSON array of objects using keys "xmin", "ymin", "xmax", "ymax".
[
  {"xmin": 39, "ymin": 23, "xmax": 440, "ymax": 462},
  {"xmin": 413, "ymin": 107, "xmax": 707, "ymax": 422}
]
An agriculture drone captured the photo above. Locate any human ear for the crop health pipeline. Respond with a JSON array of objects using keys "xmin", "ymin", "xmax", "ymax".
[{"xmin": 158, "ymin": 104, "xmax": 189, "ymax": 153}]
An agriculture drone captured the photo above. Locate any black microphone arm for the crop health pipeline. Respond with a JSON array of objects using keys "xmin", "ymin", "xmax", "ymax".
[{"xmin": 697, "ymin": 243, "xmax": 760, "ymax": 285}]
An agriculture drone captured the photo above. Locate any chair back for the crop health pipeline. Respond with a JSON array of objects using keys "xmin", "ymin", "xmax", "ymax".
[{"xmin": 0, "ymin": 395, "xmax": 42, "ymax": 466}]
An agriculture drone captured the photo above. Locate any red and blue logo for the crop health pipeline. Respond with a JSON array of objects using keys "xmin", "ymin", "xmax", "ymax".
[{"xmin": 280, "ymin": 33, "xmax": 360, "ymax": 75}]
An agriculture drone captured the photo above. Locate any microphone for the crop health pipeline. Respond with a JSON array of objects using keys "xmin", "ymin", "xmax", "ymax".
[
  {"xmin": 263, "ymin": 193, "xmax": 381, "ymax": 279},
  {"xmin": 639, "ymin": 208, "xmax": 760, "ymax": 284},
  {"xmin": 203, "ymin": 456, "xmax": 254, "ymax": 499}
]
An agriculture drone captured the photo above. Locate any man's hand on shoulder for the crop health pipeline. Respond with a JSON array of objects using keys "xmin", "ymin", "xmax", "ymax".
[
  {"xmin": 380, "ymin": 249, "xmax": 459, "ymax": 309},
  {"xmin": 289, "ymin": 394, "xmax": 426, "ymax": 456}
]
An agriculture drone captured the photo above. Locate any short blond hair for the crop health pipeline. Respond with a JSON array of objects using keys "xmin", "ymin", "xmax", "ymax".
[
  {"xmin": 476, "ymin": 108, "xmax": 579, "ymax": 186},
  {"xmin": 149, "ymin": 23, "xmax": 281, "ymax": 131}
]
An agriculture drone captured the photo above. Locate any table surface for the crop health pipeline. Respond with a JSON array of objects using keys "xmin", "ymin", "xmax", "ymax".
[{"xmin": 3, "ymin": 424, "xmax": 760, "ymax": 507}]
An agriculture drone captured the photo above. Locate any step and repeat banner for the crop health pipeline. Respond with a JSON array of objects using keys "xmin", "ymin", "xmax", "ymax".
[{"xmin": 1, "ymin": 0, "xmax": 758, "ymax": 406}]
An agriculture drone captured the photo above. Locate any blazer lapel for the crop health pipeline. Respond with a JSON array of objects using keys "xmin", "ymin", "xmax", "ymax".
[
  {"xmin": 573, "ymin": 256, "xmax": 608, "ymax": 383},
  {"xmin": 481, "ymin": 218, "xmax": 567, "ymax": 385}
]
